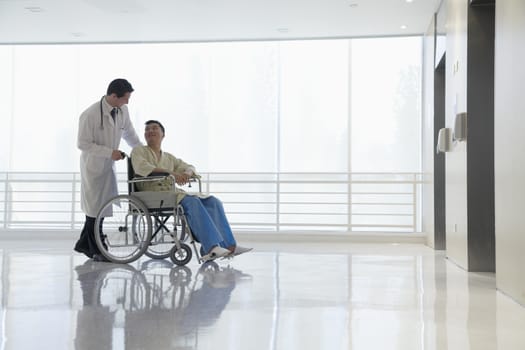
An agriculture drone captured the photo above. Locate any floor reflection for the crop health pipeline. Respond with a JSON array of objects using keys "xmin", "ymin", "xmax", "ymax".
[
  {"xmin": 74, "ymin": 259, "xmax": 251, "ymax": 350},
  {"xmin": 1, "ymin": 243, "xmax": 525, "ymax": 350}
]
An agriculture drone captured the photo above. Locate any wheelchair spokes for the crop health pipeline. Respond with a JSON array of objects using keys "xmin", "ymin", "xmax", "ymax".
[
  {"xmin": 95, "ymin": 195, "xmax": 152, "ymax": 264},
  {"xmin": 145, "ymin": 215, "xmax": 176, "ymax": 259},
  {"xmin": 95, "ymin": 192, "xmax": 203, "ymax": 265}
]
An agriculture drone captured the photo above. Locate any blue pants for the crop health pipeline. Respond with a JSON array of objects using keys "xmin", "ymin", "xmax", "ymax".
[{"xmin": 180, "ymin": 195, "xmax": 236, "ymax": 254}]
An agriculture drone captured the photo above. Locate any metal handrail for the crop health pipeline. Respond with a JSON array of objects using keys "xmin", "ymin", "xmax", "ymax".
[{"xmin": 0, "ymin": 171, "xmax": 423, "ymax": 232}]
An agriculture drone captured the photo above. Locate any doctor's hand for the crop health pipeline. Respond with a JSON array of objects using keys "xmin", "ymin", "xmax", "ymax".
[{"xmin": 111, "ymin": 150, "xmax": 125, "ymax": 161}]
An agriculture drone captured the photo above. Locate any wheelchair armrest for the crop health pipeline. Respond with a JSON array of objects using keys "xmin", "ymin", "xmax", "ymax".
[
  {"xmin": 149, "ymin": 172, "xmax": 170, "ymax": 177},
  {"xmin": 129, "ymin": 174, "xmax": 172, "ymax": 182},
  {"xmin": 129, "ymin": 174, "xmax": 202, "ymax": 193},
  {"xmin": 188, "ymin": 176, "xmax": 202, "ymax": 192}
]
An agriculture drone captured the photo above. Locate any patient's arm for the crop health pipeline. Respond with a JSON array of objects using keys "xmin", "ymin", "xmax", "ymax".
[{"xmin": 148, "ymin": 167, "xmax": 191, "ymax": 186}]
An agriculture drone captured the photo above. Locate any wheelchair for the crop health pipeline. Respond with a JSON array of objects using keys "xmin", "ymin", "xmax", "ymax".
[{"xmin": 94, "ymin": 156, "xmax": 204, "ymax": 265}]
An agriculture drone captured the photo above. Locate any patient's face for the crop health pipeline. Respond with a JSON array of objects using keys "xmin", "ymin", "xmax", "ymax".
[{"xmin": 144, "ymin": 123, "xmax": 164, "ymax": 145}]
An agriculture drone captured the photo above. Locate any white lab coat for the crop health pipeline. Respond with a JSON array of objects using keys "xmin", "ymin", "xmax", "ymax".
[{"xmin": 77, "ymin": 97, "xmax": 141, "ymax": 217}]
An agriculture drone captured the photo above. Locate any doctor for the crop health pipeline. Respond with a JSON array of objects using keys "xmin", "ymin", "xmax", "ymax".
[{"xmin": 74, "ymin": 78, "xmax": 142, "ymax": 261}]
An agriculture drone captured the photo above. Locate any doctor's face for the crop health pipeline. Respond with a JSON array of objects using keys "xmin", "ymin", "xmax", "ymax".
[
  {"xmin": 113, "ymin": 92, "xmax": 132, "ymax": 107},
  {"xmin": 144, "ymin": 123, "xmax": 164, "ymax": 145}
]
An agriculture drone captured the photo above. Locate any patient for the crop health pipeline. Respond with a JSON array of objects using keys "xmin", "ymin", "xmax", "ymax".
[{"xmin": 131, "ymin": 120, "xmax": 252, "ymax": 261}]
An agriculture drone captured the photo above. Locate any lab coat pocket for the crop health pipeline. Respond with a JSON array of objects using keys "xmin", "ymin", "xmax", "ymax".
[{"xmin": 84, "ymin": 156, "xmax": 108, "ymax": 177}]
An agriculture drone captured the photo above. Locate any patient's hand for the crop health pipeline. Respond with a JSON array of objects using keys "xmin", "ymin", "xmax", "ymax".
[{"xmin": 174, "ymin": 173, "xmax": 190, "ymax": 186}]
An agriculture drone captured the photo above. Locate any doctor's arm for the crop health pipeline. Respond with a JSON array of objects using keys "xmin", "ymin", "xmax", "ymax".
[{"xmin": 121, "ymin": 112, "xmax": 142, "ymax": 149}]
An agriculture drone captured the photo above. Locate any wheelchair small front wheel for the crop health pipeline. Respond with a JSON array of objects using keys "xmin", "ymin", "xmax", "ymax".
[
  {"xmin": 169, "ymin": 243, "xmax": 192, "ymax": 266},
  {"xmin": 169, "ymin": 266, "xmax": 192, "ymax": 286}
]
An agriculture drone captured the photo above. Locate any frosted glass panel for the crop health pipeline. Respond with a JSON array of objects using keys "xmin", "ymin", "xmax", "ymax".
[
  {"xmin": 351, "ymin": 37, "xmax": 422, "ymax": 172},
  {"xmin": 0, "ymin": 46, "xmax": 12, "ymax": 172},
  {"xmin": 10, "ymin": 46, "xmax": 78, "ymax": 172},
  {"xmin": 206, "ymin": 42, "xmax": 278, "ymax": 172},
  {"xmin": 0, "ymin": 39, "xmax": 420, "ymax": 174},
  {"xmin": 280, "ymin": 40, "xmax": 349, "ymax": 172}
]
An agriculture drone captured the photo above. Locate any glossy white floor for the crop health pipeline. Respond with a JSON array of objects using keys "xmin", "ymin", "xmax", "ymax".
[{"xmin": 1, "ymin": 239, "xmax": 525, "ymax": 350}]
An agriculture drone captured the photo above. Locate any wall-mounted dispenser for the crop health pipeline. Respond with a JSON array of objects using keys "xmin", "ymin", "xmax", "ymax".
[
  {"xmin": 436, "ymin": 127, "xmax": 453, "ymax": 154},
  {"xmin": 454, "ymin": 112, "xmax": 468, "ymax": 141}
]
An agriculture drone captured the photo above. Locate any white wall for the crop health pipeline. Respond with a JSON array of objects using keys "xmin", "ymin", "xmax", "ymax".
[
  {"xmin": 422, "ymin": 17, "xmax": 436, "ymax": 248},
  {"xmin": 494, "ymin": 0, "xmax": 525, "ymax": 305}
]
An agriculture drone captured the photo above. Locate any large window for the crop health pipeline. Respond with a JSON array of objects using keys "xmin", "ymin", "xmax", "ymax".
[
  {"xmin": 0, "ymin": 38, "xmax": 420, "ymax": 174},
  {"xmin": 0, "ymin": 37, "xmax": 422, "ymax": 232}
]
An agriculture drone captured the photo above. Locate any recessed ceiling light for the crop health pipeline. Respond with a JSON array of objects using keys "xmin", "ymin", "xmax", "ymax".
[
  {"xmin": 277, "ymin": 28, "xmax": 289, "ymax": 33},
  {"xmin": 400, "ymin": 25, "xmax": 408, "ymax": 29},
  {"xmin": 406, "ymin": 0, "xmax": 414, "ymax": 3}
]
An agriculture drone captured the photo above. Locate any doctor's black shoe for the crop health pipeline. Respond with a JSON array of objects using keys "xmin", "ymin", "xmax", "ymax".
[
  {"xmin": 92, "ymin": 254, "xmax": 110, "ymax": 262},
  {"xmin": 74, "ymin": 245, "xmax": 92, "ymax": 258}
]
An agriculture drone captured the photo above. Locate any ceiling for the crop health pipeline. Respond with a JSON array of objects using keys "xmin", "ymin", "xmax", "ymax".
[{"xmin": 0, "ymin": 0, "xmax": 442, "ymax": 44}]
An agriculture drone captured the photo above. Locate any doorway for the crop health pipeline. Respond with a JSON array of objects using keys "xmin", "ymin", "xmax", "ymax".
[{"xmin": 434, "ymin": 54, "xmax": 446, "ymax": 250}]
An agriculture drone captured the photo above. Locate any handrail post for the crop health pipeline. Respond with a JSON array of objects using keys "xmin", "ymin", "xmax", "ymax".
[
  {"xmin": 276, "ymin": 172, "xmax": 280, "ymax": 232},
  {"xmin": 3, "ymin": 174, "xmax": 9, "ymax": 229},
  {"xmin": 71, "ymin": 173, "xmax": 77, "ymax": 230},
  {"xmin": 348, "ymin": 172, "xmax": 352, "ymax": 233},
  {"xmin": 413, "ymin": 173, "xmax": 417, "ymax": 232}
]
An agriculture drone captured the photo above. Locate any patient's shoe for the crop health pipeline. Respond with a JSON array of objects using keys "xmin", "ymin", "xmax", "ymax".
[
  {"xmin": 232, "ymin": 246, "xmax": 253, "ymax": 256},
  {"xmin": 202, "ymin": 246, "xmax": 230, "ymax": 262}
]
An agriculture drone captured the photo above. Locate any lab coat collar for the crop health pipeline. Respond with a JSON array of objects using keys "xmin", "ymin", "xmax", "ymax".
[
  {"xmin": 101, "ymin": 96, "xmax": 116, "ymax": 114},
  {"xmin": 101, "ymin": 96, "xmax": 119, "ymax": 126}
]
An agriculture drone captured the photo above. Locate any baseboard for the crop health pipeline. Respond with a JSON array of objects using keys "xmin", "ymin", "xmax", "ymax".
[{"xmin": 0, "ymin": 229, "xmax": 426, "ymax": 244}]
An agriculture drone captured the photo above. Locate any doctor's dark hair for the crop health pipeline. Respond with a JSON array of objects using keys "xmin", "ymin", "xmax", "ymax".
[
  {"xmin": 145, "ymin": 120, "xmax": 165, "ymax": 135},
  {"xmin": 107, "ymin": 79, "xmax": 134, "ymax": 98}
]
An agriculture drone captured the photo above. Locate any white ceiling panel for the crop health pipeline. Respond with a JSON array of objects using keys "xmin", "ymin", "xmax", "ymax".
[{"xmin": 0, "ymin": 0, "xmax": 442, "ymax": 44}]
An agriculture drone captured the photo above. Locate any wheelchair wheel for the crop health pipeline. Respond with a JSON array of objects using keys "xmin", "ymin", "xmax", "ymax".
[
  {"xmin": 79, "ymin": 262, "xmax": 150, "ymax": 312},
  {"xmin": 199, "ymin": 261, "xmax": 219, "ymax": 273},
  {"xmin": 140, "ymin": 258, "xmax": 173, "ymax": 272},
  {"xmin": 169, "ymin": 243, "xmax": 192, "ymax": 266},
  {"xmin": 145, "ymin": 216, "xmax": 176, "ymax": 260},
  {"xmin": 169, "ymin": 266, "xmax": 192, "ymax": 286},
  {"xmin": 95, "ymin": 195, "xmax": 152, "ymax": 264}
]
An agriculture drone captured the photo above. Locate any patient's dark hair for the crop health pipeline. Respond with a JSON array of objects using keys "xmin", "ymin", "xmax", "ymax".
[{"xmin": 145, "ymin": 120, "xmax": 165, "ymax": 135}]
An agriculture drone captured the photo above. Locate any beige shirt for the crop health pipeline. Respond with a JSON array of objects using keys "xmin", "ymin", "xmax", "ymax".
[{"xmin": 131, "ymin": 145, "xmax": 196, "ymax": 203}]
